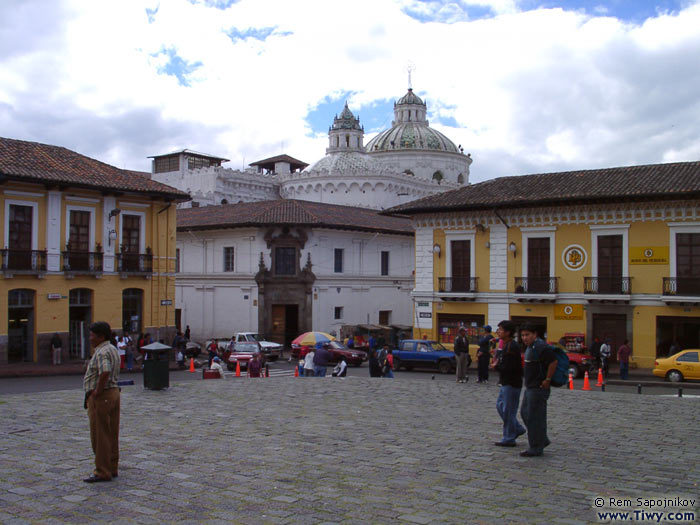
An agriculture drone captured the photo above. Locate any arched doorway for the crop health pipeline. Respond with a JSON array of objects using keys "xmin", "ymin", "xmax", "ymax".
[
  {"xmin": 8, "ymin": 289, "xmax": 34, "ymax": 362},
  {"xmin": 69, "ymin": 288, "xmax": 92, "ymax": 359},
  {"xmin": 122, "ymin": 288, "xmax": 143, "ymax": 335}
]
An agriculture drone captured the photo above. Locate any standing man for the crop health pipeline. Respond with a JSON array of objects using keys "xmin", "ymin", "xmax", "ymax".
[
  {"xmin": 313, "ymin": 343, "xmax": 330, "ymax": 377},
  {"xmin": 600, "ymin": 339, "xmax": 611, "ymax": 378},
  {"xmin": 476, "ymin": 325, "xmax": 493, "ymax": 383},
  {"xmin": 589, "ymin": 337, "xmax": 602, "ymax": 370},
  {"xmin": 83, "ymin": 321, "xmax": 121, "ymax": 482},
  {"xmin": 494, "ymin": 320, "xmax": 525, "ymax": 447},
  {"xmin": 454, "ymin": 327, "xmax": 470, "ymax": 383},
  {"xmin": 519, "ymin": 322, "xmax": 557, "ymax": 458},
  {"xmin": 51, "ymin": 332, "xmax": 62, "ymax": 366},
  {"xmin": 617, "ymin": 340, "xmax": 631, "ymax": 380}
]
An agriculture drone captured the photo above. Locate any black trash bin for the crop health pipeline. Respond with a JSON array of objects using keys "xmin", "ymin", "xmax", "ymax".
[{"xmin": 141, "ymin": 343, "xmax": 171, "ymax": 390}]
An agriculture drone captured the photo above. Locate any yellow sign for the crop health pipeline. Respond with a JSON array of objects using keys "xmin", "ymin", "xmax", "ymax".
[
  {"xmin": 554, "ymin": 304, "xmax": 583, "ymax": 320},
  {"xmin": 630, "ymin": 246, "xmax": 669, "ymax": 265}
]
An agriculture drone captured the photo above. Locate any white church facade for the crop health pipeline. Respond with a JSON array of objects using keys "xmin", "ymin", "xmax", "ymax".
[{"xmin": 152, "ymin": 86, "xmax": 471, "ymax": 344}]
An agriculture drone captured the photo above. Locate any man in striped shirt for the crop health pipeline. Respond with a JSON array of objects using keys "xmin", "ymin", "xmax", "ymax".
[{"xmin": 83, "ymin": 321, "xmax": 121, "ymax": 483}]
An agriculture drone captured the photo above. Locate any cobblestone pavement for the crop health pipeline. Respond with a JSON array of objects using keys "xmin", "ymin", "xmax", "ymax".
[{"xmin": 1, "ymin": 376, "xmax": 698, "ymax": 524}]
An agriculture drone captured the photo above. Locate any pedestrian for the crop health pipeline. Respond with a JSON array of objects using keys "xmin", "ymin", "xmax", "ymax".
[
  {"xmin": 51, "ymin": 332, "xmax": 62, "ymax": 365},
  {"xmin": 82, "ymin": 321, "xmax": 121, "ymax": 482},
  {"xmin": 368, "ymin": 349, "xmax": 382, "ymax": 377},
  {"xmin": 313, "ymin": 343, "xmax": 330, "ymax": 377},
  {"xmin": 303, "ymin": 346, "xmax": 315, "ymax": 377},
  {"xmin": 125, "ymin": 334, "xmax": 135, "ymax": 372},
  {"xmin": 477, "ymin": 325, "xmax": 493, "ymax": 383},
  {"xmin": 617, "ymin": 339, "xmax": 631, "ymax": 380},
  {"xmin": 210, "ymin": 356, "xmax": 225, "ymax": 378},
  {"xmin": 176, "ymin": 349, "xmax": 185, "ymax": 370},
  {"xmin": 600, "ymin": 339, "xmax": 611, "ymax": 378},
  {"xmin": 381, "ymin": 348, "xmax": 394, "ymax": 378},
  {"xmin": 207, "ymin": 339, "xmax": 218, "ymax": 367},
  {"xmin": 332, "ymin": 359, "xmax": 347, "ymax": 377},
  {"xmin": 454, "ymin": 326, "xmax": 470, "ymax": 383},
  {"xmin": 493, "ymin": 320, "xmax": 526, "ymax": 447},
  {"xmin": 116, "ymin": 336, "xmax": 127, "ymax": 370},
  {"xmin": 368, "ymin": 335, "xmax": 376, "ymax": 352},
  {"xmin": 519, "ymin": 322, "xmax": 557, "ymax": 457},
  {"xmin": 589, "ymin": 337, "xmax": 602, "ymax": 370},
  {"xmin": 247, "ymin": 352, "xmax": 262, "ymax": 378},
  {"xmin": 184, "ymin": 325, "xmax": 191, "ymax": 340}
]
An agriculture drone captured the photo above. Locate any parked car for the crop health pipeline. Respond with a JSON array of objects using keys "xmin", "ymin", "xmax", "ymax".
[
  {"xmin": 291, "ymin": 341, "xmax": 367, "ymax": 366},
  {"xmin": 234, "ymin": 332, "xmax": 282, "ymax": 361},
  {"xmin": 223, "ymin": 341, "xmax": 265, "ymax": 371},
  {"xmin": 549, "ymin": 342, "xmax": 595, "ymax": 379},
  {"xmin": 184, "ymin": 341, "xmax": 201, "ymax": 358},
  {"xmin": 392, "ymin": 340, "xmax": 455, "ymax": 374},
  {"xmin": 653, "ymin": 349, "xmax": 700, "ymax": 382}
]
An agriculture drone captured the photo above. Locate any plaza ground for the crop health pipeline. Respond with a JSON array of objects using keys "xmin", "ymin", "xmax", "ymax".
[{"xmin": 1, "ymin": 374, "xmax": 698, "ymax": 524}]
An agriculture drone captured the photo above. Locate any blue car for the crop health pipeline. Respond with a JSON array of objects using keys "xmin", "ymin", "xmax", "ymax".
[{"xmin": 392, "ymin": 340, "xmax": 456, "ymax": 374}]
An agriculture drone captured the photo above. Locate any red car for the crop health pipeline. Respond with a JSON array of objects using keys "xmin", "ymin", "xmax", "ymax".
[
  {"xmin": 550, "ymin": 342, "xmax": 594, "ymax": 379},
  {"xmin": 223, "ymin": 341, "xmax": 266, "ymax": 371},
  {"xmin": 291, "ymin": 341, "xmax": 367, "ymax": 366}
]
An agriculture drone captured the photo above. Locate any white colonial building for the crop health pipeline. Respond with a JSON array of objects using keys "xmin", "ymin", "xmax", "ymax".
[{"xmin": 151, "ymin": 85, "xmax": 472, "ymax": 343}]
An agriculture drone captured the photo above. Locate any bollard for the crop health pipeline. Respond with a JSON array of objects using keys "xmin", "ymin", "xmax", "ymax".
[
  {"xmin": 637, "ymin": 384, "xmax": 642, "ymax": 394},
  {"xmin": 678, "ymin": 388, "xmax": 683, "ymax": 398}
]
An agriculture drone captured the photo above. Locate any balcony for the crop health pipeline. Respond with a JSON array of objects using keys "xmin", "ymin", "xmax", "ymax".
[
  {"xmin": 61, "ymin": 251, "xmax": 104, "ymax": 275},
  {"xmin": 438, "ymin": 277, "xmax": 479, "ymax": 293},
  {"xmin": 663, "ymin": 277, "xmax": 700, "ymax": 297},
  {"xmin": 514, "ymin": 277, "xmax": 558, "ymax": 302},
  {"xmin": 1, "ymin": 249, "xmax": 47, "ymax": 275},
  {"xmin": 116, "ymin": 253, "xmax": 153, "ymax": 276},
  {"xmin": 584, "ymin": 277, "xmax": 632, "ymax": 295}
]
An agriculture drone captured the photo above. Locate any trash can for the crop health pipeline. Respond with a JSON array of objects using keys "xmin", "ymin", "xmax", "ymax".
[{"xmin": 141, "ymin": 343, "xmax": 171, "ymax": 390}]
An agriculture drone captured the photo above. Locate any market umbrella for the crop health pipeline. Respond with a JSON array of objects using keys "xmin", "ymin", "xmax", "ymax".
[{"xmin": 291, "ymin": 331, "xmax": 336, "ymax": 346}]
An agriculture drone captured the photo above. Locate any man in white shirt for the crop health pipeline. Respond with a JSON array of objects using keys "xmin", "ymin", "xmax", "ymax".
[{"xmin": 210, "ymin": 357, "xmax": 225, "ymax": 378}]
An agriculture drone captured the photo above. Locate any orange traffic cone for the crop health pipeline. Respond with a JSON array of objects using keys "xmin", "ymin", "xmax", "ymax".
[
  {"xmin": 568, "ymin": 372, "xmax": 574, "ymax": 390},
  {"xmin": 294, "ymin": 366, "xmax": 299, "ymax": 377},
  {"xmin": 189, "ymin": 357, "xmax": 195, "ymax": 373},
  {"xmin": 235, "ymin": 361, "xmax": 241, "ymax": 377},
  {"xmin": 596, "ymin": 368, "xmax": 604, "ymax": 387},
  {"xmin": 582, "ymin": 371, "xmax": 591, "ymax": 391}
]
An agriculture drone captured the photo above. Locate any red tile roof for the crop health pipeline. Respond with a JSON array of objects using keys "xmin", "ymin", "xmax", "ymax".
[
  {"xmin": 177, "ymin": 199, "xmax": 413, "ymax": 235},
  {"xmin": 385, "ymin": 161, "xmax": 700, "ymax": 215},
  {"xmin": 0, "ymin": 137, "xmax": 190, "ymax": 200}
]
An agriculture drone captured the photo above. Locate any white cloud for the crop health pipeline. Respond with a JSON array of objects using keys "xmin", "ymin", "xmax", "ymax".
[{"xmin": 0, "ymin": 0, "xmax": 699, "ymax": 183}]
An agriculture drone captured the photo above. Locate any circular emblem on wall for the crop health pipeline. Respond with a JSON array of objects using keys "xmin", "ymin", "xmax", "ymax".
[
  {"xmin": 563, "ymin": 305, "xmax": 573, "ymax": 315},
  {"xmin": 562, "ymin": 244, "xmax": 587, "ymax": 271},
  {"xmin": 644, "ymin": 248, "xmax": 653, "ymax": 258}
]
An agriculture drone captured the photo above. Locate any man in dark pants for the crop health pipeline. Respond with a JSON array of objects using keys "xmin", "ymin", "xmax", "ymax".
[
  {"xmin": 454, "ymin": 327, "xmax": 470, "ymax": 383},
  {"xmin": 83, "ymin": 321, "xmax": 121, "ymax": 482},
  {"xmin": 476, "ymin": 325, "xmax": 493, "ymax": 383},
  {"xmin": 519, "ymin": 323, "xmax": 557, "ymax": 457}
]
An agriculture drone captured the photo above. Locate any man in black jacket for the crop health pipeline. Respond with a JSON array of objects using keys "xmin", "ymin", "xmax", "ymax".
[
  {"xmin": 476, "ymin": 326, "xmax": 493, "ymax": 383},
  {"xmin": 454, "ymin": 327, "xmax": 470, "ymax": 383},
  {"xmin": 494, "ymin": 320, "xmax": 526, "ymax": 447}
]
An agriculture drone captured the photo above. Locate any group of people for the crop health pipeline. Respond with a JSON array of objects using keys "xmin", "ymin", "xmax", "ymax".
[{"xmin": 300, "ymin": 343, "xmax": 346, "ymax": 377}]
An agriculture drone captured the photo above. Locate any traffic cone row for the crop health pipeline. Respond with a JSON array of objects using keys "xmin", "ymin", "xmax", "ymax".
[
  {"xmin": 189, "ymin": 357, "xmax": 195, "ymax": 373},
  {"xmin": 596, "ymin": 368, "xmax": 604, "ymax": 387}
]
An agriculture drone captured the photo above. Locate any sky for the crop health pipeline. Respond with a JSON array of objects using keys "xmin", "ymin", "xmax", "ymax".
[{"xmin": 1, "ymin": 0, "xmax": 699, "ymax": 183}]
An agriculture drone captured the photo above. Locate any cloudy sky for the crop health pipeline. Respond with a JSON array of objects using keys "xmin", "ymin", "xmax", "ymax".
[{"xmin": 1, "ymin": 0, "xmax": 699, "ymax": 182}]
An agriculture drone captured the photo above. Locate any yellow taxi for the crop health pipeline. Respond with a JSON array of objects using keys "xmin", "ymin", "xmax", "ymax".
[{"xmin": 653, "ymin": 350, "xmax": 700, "ymax": 382}]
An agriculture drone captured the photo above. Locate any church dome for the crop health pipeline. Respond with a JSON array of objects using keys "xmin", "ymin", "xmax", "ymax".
[
  {"xmin": 366, "ymin": 123, "xmax": 460, "ymax": 153},
  {"xmin": 331, "ymin": 102, "xmax": 363, "ymax": 131},
  {"xmin": 305, "ymin": 151, "xmax": 384, "ymax": 174},
  {"xmin": 365, "ymin": 88, "xmax": 460, "ymax": 154}
]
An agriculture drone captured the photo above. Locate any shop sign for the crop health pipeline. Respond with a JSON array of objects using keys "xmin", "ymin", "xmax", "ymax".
[
  {"xmin": 554, "ymin": 304, "xmax": 583, "ymax": 320},
  {"xmin": 630, "ymin": 246, "xmax": 668, "ymax": 264}
]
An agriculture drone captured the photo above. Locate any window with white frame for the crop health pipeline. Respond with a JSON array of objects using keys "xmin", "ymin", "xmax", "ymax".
[{"xmin": 223, "ymin": 246, "xmax": 234, "ymax": 272}]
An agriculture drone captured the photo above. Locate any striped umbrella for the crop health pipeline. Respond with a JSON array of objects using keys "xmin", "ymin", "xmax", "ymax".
[{"xmin": 291, "ymin": 331, "xmax": 336, "ymax": 346}]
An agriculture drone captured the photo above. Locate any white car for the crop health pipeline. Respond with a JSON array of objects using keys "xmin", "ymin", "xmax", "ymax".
[{"xmin": 235, "ymin": 332, "xmax": 282, "ymax": 361}]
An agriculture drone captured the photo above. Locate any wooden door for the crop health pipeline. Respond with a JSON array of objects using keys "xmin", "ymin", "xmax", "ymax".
[
  {"xmin": 8, "ymin": 205, "xmax": 33, "ymax": 269},
  {"xmin": 597, "ymin": 235, "xmax": 622, "ymax": 293},
  {"xmin": 592, "ymin": 314, "xmax": 626, "ymax": 362},
  {"xmin": 271, "ymin": 305, "xmax": 286, "ymax": 345},
  {"xmin": 676, "ymin": 233, "xmax": 700, "ymax": 295},
  {"xmin": 528, "ymin": 237, "xmax": 550, "ymax": 293},
  {"xmin": 450, "ymin": 240, "xmax": 470, "ymax": 292}
]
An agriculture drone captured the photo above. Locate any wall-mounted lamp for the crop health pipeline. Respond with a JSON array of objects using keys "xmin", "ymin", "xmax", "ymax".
[
  {"xmin": 433, "ymin": 243, "xmax": 441, "ymax": 258},
  {"xmin": 485, "ymin": 241, "xmax": 491, "ymax": 249},
  {"xmin": 108, "ymin": 229, "xmax": 118, "ymax": 247},
  {"xmin": 508, "ymin": 241, "xmax": 517, "ymax": 258},
  {"xmin": 109, "ymin": 208, "xmax": 122, "ymax": 220}
]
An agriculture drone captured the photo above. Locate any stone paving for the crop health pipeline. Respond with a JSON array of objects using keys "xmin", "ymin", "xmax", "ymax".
[{"xmin": 0, "ymin": 376, "xmax": 698, "ymax": 524}]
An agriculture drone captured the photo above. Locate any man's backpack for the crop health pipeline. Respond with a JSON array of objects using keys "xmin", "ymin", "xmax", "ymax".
[{"xmin": 539, "ymin": 344, "xmax": 569, "ymax": 387}]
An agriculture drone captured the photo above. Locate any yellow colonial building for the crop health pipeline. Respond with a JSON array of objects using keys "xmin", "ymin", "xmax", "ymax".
[
  {"xmin": 387, "ymin": 161, "xmax": 700, "ymax": 369},
  {"xmin": 0, "ymin": 137, "xmax": 188, "ymax": 367}
]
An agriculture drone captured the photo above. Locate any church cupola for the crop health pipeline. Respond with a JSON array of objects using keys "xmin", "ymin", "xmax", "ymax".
[
  {"xmin": 392, "ymin": 88, "xmax": 428, "ymax": 126},
  {"xmin": 327, "ymin": 102, "xmax": 365, "ymax": 154}
]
